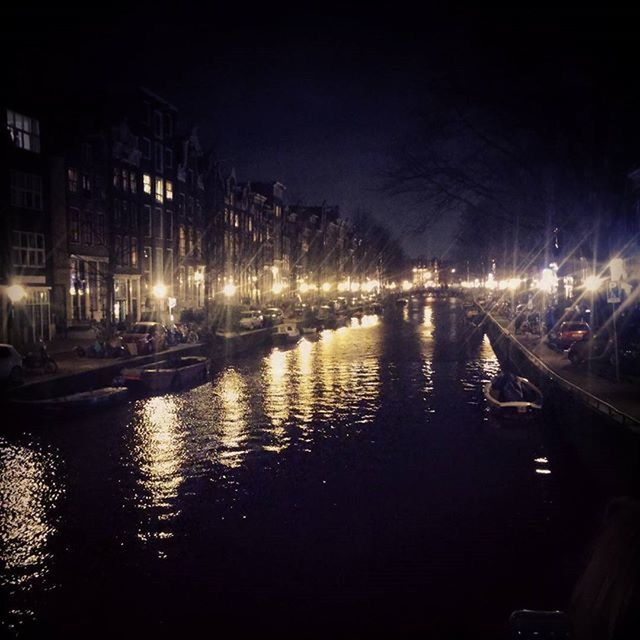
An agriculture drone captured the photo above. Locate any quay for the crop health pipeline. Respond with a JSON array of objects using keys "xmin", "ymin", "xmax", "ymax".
[{"xmin": 480, "ymin": 305, "xmax": 640, "ymax": 432}]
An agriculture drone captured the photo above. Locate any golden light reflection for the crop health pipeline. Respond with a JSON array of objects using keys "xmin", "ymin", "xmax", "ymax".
[
  {"xmin": 423, "ymin": 306, "xmax": 433, "ymax": 329},
  {"xmin": 216, "ymin": 368, "xmax": 250, "ymax": 468},
  {"xmin": 133, "ymin": 395, "xmax": 185, "ymax": 546},
  {"xmin": 262, "ymin": 349, "xmax": 291, "ymax": 453},
  {"xmin": 294, "ymin": 338, "xmax": 315, "ymax": 426},
  {"xmin": 0, "ymin": 444, "xmax": 61, "ymax": 582}
]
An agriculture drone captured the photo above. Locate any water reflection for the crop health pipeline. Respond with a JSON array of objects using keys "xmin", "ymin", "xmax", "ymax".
[
  {"xmin": 262, "ymin": 349, "xmax": 292, "ymax": 453},
  {"xmin": 0, "ymin": 440, "xmax": 62, "ymax": 630},
  {"xmin": 215, "ymin": 369, "xmax": 250, "ymax": 468}
]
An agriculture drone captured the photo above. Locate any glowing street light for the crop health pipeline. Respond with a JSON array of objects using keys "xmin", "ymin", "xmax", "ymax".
[
  {"xmin": 583, "ymin": 275, "xmax": 602, "ymax": 293},
  {"xmin": 153, "ymin": 282, "xmax": 167, "ymax": 298},
  {"xmin": 6, "ymin": 284, "xmax": 26, "ymax": 304},
  {"xmin": 322, "ymin": 282, "xmax": 332, "ymax": 293},
  {"xmin": 272, "ymin": 283, "xmax": 284, "ymax": 295},
  {"xmin": 223, "ymin": 282, "xmax": 237, "ymax": 297},
  {"xmin": 401, "ymin": 280, "xmax": 412, "ymax": 292},
  {"xmin": 299, "ymin": 282, "xmax": 310, "ymax": 294}
]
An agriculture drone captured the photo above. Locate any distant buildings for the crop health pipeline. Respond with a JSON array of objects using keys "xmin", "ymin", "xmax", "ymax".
[{"xmin": 1, "ymin": 89, "xmax": 396, "ymax": 345}]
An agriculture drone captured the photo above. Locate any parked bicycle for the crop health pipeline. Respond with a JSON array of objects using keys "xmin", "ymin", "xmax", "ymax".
[{"xmin": 23, "ymin": 339, "xmax": 58, "ymax": 374}]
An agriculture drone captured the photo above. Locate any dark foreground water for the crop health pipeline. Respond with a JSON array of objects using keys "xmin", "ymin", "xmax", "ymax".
[{"xmin": 0, "ymin": 299, "xmax": 628, "ymax": 638}]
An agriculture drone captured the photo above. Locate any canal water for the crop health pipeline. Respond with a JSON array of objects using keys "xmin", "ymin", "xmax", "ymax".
[{"xmin": 0, "ymin": 298, "xmax": 624, "ymax": 638}]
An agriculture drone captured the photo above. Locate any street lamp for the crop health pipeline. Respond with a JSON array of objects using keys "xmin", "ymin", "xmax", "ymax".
[
  {"xmin": 7, "ymin": 284, "xmax": 26, "ymax": 304},
  {"xmin": 223, "ymin": 282, "xmax": 237, "ymax": 298},
  {"xmin": 153, "ymin": 282, "xmax": 167, "ymax": 298}
]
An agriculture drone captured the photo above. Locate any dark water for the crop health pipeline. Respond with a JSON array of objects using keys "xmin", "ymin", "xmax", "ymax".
[{"xmin": 0, "ymin": 299, "xmax": 621, "ymax": 638}]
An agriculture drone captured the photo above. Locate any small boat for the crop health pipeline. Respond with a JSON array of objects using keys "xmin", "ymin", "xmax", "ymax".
[
  {"xmin": 121, "ymin": 356, "xmax": 208, "ymax": 392},
  {"xmin": 273, "ymin": 322, "xmax": 301, "ymax": 343},
  {"xmin": 484, "ymin": 373, "xmax": 543, "ymax": 416},
  {"xmin": 11, "ymin": 386, "xmax": 129, "ymax": 413}
]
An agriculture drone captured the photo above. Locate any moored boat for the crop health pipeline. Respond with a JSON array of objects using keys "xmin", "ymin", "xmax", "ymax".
[
  {"xmin": 273, "ymin": 321, "xmax": 301, "ymax": 343},
  {"xmin": 484, "ymin": 372, "xmax": 543, "ymax": 416},
  {"xmin": 11, "ymin": 386, "xmax": 129, "ymax": 413},
  {"xmin": 121, "ymin": 356, "xmax": 208, "ymax": 392}
]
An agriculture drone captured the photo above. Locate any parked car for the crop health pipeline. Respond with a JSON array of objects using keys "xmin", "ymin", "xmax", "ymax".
[
  {"xmin": 567, "ymin": 331, "xmax": 612, "ymax": 366},
  {"xmin": 122, "ymin": 322, "xmax": 166, "ymax": 355},
  {"xmin": 549, "ymin": 321, "xmax": 590, "ymax": 350},
  {"xmin": 263, "ymin": 308, "xmax": 284, "ymax": 326},
  {"xmin": 0, "ymin": 343, "xmax": 24, "ymax": 385},
  {"xmin": 238, "ymin": 310, "xmax": 264, "ymax": 330}
]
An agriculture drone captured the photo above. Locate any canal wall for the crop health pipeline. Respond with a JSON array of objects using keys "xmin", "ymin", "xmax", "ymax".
[
  {"xmin": 482, "ymin": 310, "xmax": 640, "ymax": 494},
  {"xmin": 211, "ymin": 327, "xmax": 274, "ymax": 358},
  {"xmin": 6, "ymin": 343, "xmax": 208, "ymax": 401}
]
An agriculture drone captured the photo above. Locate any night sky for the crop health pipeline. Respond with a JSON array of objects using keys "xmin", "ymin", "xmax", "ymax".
[{"xmin": 6, "ymin": 4, "xmax": 640, "ymax": 258}]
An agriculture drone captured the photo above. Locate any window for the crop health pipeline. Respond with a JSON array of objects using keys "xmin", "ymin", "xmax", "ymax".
[
  {"xmin": 81, "ymin": 175, "xmax": 92, "ymax": 196},
  {"xmin": 130, "ymin": 204, "xmax": 138, "ymax": 230},
  {"xmin": 179, "ymin": 225, "xmax": 186, "ymax": 257},
  {"xmin": 179, "ymin": 193, "xmax": 185, "ymax": 216},
  {"xmin": 6, "ymin": 110, "xmax": 41, "ymax": 152},
  {"xmin": 82, "ymin": 210, "xmax": 92, "ymax": 244},
  {"xmin": 113, "ymin": 199, "xmax": 121, "ymax": 227},
  {"xmin": 131, "ymin": 237, "xmax": 138, "ymax": 267},
  {"xmin": 164, "ymin": 113, "xmax": 173, "ymax": 138},
  {"xmin": 122, "ymin": 235, "xmax": 130, "ymax": 266},
  {"xmin": 188, "ymin": 196, "xmax": 194, "ymax": 217},
  {"xmin": 121, "ymin": 168, "xmax": 129, "ymax": 192},
  {"xmin": 142, "ymin": 137, "xmax": 151, "ymax": 159},
  {"xmin": 12, "ymin": 231, "xmax": 45, "ymax": 267},
  {"xmin": 143, "ymin": 173, "xmax": 152, "ymax": 195},
  {"xmin": 166, "ymin": 249, "xmax": 173, "ymax": 284},
  {"xmin": 153, "ymin": 111, "xmax": 163, "ymax": 138},
  {"xmin": 130, "ymin": 171, "xmax": 137, "ymax": 194},
  {"xmin": 112, "ymin": 167, "xmax": 120, "ymax": 189},
  {"xmin": 154, "ymin": 247, "xmax": 163, "ymax": 282},
  {"xmin": 95, "ymin": 212, "xmax": 105, "ymax": 245},
  {"xmin": 196, "ymin": 230, "xmax": 203, "ymax": 257},
  {"xmin": 155, "ymin": 142, "xmax": 163, "ymax": 173},
  {"xmin": 114, "ymin": 235, "xmax": 122, "ymax": 265},
  {"xmin": 143, "ymin": 246, "xmax": 152, "ymax": 279},
  {"xmin": 10, "ymin": 171, "xmax": 42, "ymax": 210},
  {"xmin": 154, "ymin": 207, "xmax": 163, "ymax": 239},
  {"xmin": 166, "ymin": 180, "xmax": 173, "ymax": 201},
  {"xmin": 122, "ymin": 200, "xmax": 129, "ymax": 228},
  {"xmin": 143, "ymin": 205, "xmax": 152, "ymax": 237},
  {"xmin": 165, "ymin": 209, "xmax": 173, "ymax": 240},
  {"xmin": 155, "ymin": 177, "xmax": 163, "ymax": 203},
  {"xmin": 165, "ymin": 148, "xmax": 173, "ymax": 168},
  {"xmin": 69, "ymin": 207, "xmax": 80, "ymax": 242},
  {"xmin": 68, "ymin": 168, "xmax": 78, "ymax": 192}
]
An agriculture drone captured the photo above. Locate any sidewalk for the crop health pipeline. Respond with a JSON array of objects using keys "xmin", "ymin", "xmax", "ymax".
[
  {"xmin": 490, "ymin": 311, "xmax": 640, "ymax": 424},
  {"xmin": 7, "ymin": 341, "xmax": 206, "ymax": 400}
]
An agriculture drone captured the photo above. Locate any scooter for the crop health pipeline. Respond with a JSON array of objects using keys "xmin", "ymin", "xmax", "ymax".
[{"xmin": 23, "ymin": 340, "xmax": 58, "ymax": 374}]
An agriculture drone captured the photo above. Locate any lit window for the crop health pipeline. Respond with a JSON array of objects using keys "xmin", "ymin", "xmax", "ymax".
[
  {"xmin": 155, "ymin": 177, "xmax": 164, "ymax": 203},
  {"xmin": 166, "ymin": 180, "xmax": 173, "ymax": 200},
  {"xmin": 6, "ymin": 110, "xmax": 41, "ymax": 153},
  {"xmin": 12, "ymin": 230, "xmax": 45, "ymax": 267},
  {"xmin": 143, "ymin": 174, "xmax": 152, "ymax": 194},
  {"xmin": 82, "ymin": 175, "xmax": 92, "ymax": 195}
]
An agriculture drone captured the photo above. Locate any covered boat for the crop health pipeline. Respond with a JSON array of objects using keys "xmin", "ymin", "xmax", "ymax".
[
  {"xmin": 121, "ymin": 356, "xmax": 208, "ymax": 392},
  {"xmin": 484, "ymin": 372, "xmax": 543, "ymax": 416},
  {"xmin": 273, "ymin": 322, "xmax": 301, "ymax": 343}
]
